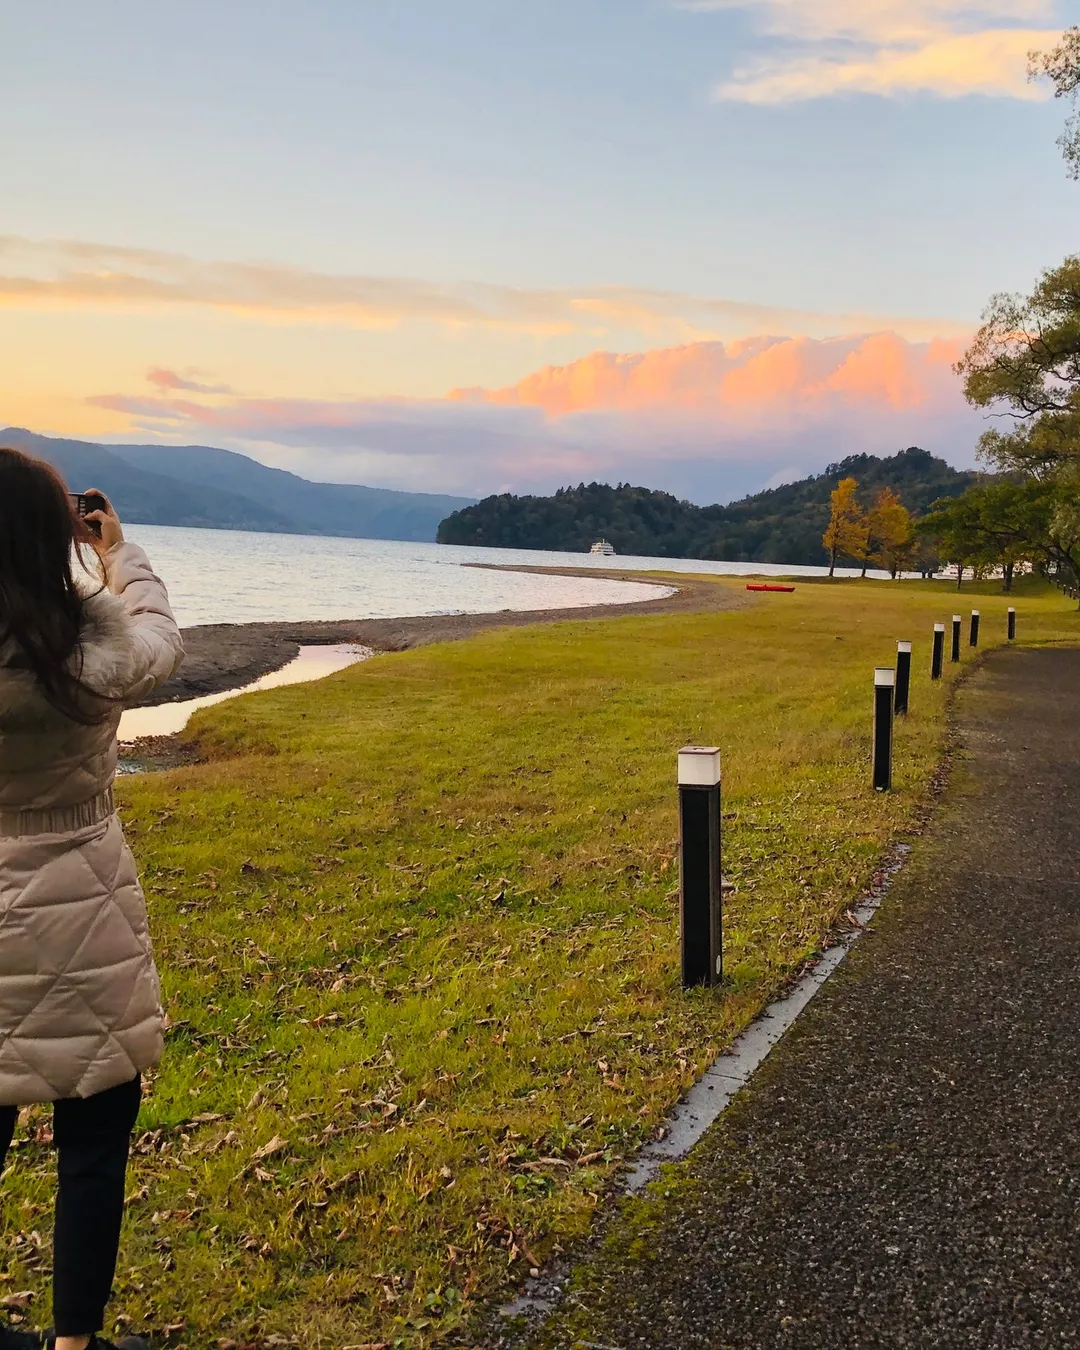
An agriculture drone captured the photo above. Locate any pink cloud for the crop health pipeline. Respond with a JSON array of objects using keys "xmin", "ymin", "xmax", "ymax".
[
  {"xmin": 89, "ymin": 332, "xmax": 982, "ymax": 502},
  {"xmin": 145, "ymin": 367, "xmax": 235, "ymax": 395},
  {"xmin": 451, "ymin": 332, "xmax": 964, "ymax": 418}
]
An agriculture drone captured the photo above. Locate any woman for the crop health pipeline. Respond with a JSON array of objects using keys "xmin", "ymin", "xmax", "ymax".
[{"xmin": 0, "ymin": 448, "xmax": 184, "ymax": 1350}]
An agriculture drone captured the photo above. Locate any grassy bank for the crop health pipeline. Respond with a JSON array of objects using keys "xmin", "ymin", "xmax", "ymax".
[{"xmin": 2, "ymin": 576, "xmax": 1075, "ymax": 1349}]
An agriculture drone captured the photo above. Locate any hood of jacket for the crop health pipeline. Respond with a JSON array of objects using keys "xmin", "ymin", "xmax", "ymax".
[
  {"xmin": 0, "ymin": 590, "xmax": 139, "ymax": 807},
  {"xmin": 0, "ymin": 588, "xmax": 139, "ymax": 731}
]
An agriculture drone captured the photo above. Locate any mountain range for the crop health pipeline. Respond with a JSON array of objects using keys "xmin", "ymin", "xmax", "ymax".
[{"xmin": 0, "ymin": 428, "xmax": 474, "ymax": 542}]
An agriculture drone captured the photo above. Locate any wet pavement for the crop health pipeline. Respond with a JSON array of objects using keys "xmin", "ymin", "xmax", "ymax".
[{"xmin": 510, "ymin": 647, "xmax": 1080, "ymax": 1349}]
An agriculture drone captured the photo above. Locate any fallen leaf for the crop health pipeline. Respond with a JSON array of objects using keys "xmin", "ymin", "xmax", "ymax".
[{"xmin": 251, "ymin": 1135, "xmax": 287, "ymax": 1161}]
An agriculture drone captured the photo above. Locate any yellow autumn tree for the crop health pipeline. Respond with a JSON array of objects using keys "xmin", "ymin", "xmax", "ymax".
[
  {"xmin": 822, "ymin": 476, "xmax": 868, "ymax": 576},
  {"xmin": 866, "ymin": 487, "xmax": 913, "ymax": 578}
]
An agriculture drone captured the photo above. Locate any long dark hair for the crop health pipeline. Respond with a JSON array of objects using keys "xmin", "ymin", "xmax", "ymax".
[{"xmin": 0, "ymin": 447, "xmax": 110, "ymax": 725}]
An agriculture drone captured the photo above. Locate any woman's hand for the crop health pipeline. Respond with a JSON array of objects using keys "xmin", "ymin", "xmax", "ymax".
[{"xmin": 83, "ymin": 489, "xmax": 125, "ymax": 556}]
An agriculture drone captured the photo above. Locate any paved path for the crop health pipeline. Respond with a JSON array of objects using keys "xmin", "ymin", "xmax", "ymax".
[{"xmin": 515, "ymin": 647, "xmax": 1080, "ymax": 1349}]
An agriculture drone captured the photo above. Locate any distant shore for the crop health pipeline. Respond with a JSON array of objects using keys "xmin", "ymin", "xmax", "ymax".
[{"xmin": 141, "ymin": 566, "xmax": 747, "ymax": 707}]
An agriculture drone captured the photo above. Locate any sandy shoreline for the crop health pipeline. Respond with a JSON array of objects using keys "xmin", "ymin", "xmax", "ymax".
[{"xmin": 140, "ymin": 567, "xmax": 746, "ymax": 708}]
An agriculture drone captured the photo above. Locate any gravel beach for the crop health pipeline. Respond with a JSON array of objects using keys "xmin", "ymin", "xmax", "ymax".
[{"xmin": 141, "ymin": 567, "xmax": 746, "ymax": 707}]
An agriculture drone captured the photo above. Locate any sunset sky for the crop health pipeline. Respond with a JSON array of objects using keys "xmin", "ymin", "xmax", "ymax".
[{"xmin": 4, "ymin": 0, "xmax": 1080, "ymax": 502}]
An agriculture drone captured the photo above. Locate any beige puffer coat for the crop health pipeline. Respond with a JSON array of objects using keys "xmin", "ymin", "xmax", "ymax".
[{"xmin": 0, "ymin": 541, "xmax": 183, "ymax": 1104}]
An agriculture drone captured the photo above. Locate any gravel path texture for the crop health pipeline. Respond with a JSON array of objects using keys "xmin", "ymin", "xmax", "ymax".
[{"xmin": 510, "ymin": 646, "xmax": 1080, "ymax": 1350}]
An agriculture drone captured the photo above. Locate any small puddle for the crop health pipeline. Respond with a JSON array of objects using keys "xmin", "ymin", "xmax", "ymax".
[{"xmin": 118, "ymin": 643, "xmax": 373, "ymax": 744}]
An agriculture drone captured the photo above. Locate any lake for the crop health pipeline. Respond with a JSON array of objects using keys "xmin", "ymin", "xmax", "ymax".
[
  {"xmin": 120, "ymin": 525, "xmax": 883, "ymax": 628},
  {"xmin": 118, "ymin": 642, "xmax": 372, "ymax": 742}
]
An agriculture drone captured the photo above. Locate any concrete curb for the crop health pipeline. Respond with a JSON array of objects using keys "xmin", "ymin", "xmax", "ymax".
[{"xmin": 500, "ymin": 842, "xmax": 912, "ymax": 1326}]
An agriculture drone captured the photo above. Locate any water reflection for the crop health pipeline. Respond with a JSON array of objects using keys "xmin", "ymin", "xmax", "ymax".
[{"xmin": 118, "ymin": 643, "xmax": 372, "ymax": 742}]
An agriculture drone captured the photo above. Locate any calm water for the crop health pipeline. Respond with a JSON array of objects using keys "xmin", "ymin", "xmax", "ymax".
[
  {"xmin": 120, "ymin": 525, "xmax": 882, "ymax": 628},
  {"xmin": 118, "ymin": 643, "xmax": 371, "ymax": 742}
]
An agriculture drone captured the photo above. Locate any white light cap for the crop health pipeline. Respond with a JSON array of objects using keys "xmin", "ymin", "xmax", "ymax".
[
  {"xmin": 971, "ymin": 609, "xmax": 980, "ymax": 617},
  {"xmin": 953, "ymin": 615, "xmax": 962, "ymax": 623},
  {"xmin": 1008, "ymin": 606, "xmax": 1016, "ymax": 613},
  {"xmin": 897, "ymin": 641, "xmax": 912, "ymax": 653},
  {"xmin": 875, "ymin": 667, "xmax": 896, "ymax": 687},
  {"xmin": 934, "ymin": 623, "xmax": 945, "ymax": 632},
  {"xmin": 678, "ymin": 746, "xmax": 721, "ymax": 787}
]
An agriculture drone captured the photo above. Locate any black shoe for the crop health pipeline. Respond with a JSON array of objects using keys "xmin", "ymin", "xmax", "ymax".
[{"xmin": 0, "ymin": 1324, "xmax": 42, "ymax": 1350}]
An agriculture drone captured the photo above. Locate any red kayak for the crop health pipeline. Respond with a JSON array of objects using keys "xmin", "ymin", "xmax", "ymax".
[{"xmin": 746, "ymin": 583, "xmax": 795, "ymax": 593}]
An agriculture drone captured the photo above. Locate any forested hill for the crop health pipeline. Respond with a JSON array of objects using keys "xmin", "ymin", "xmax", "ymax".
[{"xmin": 436, "ymin": 448, "xmax": 979, "ymax": 565}]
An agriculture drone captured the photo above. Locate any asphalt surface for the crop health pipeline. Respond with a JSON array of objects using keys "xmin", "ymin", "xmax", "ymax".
[{"xmin": 514, "ymin": 646, "xmax": 1080, "ymax": 1349}]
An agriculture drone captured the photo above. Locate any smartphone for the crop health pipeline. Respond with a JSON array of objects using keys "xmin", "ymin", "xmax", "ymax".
[{"xmin": 69, "ymin": 492, "xmax": 108, "ymax": 538}]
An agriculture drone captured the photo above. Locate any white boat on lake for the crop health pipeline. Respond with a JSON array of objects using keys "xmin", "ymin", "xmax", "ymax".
[{"xmin": 590, "ymin": 539, "xmax": 616, "ymax": 556}]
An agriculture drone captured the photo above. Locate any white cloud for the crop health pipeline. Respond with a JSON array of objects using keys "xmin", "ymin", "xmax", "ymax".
[{"xmin": 690, "ymin": 0, "xmax": 1060, "ymax": 102}]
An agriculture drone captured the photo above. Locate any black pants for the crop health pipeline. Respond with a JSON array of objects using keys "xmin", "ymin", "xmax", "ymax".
[{"xmin": 0, "ymin": 1075, "xmax": 141, "ymax": 1337}]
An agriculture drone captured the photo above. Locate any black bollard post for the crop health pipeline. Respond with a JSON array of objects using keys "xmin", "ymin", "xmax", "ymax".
[
  {"xmin": 951, "ymin": 614, "xmax": 962, "ymax": 663},
  {"xmin": 678, "ymin": 746, "xmax": 722, "ymax": 988},
  {"xmin": 969, "ymin": 609, "xmax": 980, "ymax": 647},
  {"xmin": 895, "ymin": 641, "xmax": 911, "ymax": 715},
  {"xmin": 931, "ymin": 623, "xmax": 945, "ymax": 680},
  {"xmin": 1008, "ymin": 607, "xmax": 1016, "ymax": 641},
  {"xmin": 873, "ymin": 668, "xmax": 895, "ymax": 792}
]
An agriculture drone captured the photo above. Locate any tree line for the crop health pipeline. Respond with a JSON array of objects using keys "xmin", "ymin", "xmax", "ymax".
[{"xmin": 437, "ymin": 448, "xmax": 975, "ymax": 565}]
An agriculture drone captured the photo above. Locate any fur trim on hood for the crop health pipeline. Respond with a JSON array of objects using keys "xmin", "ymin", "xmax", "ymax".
[
  {"xmin": 0, "ymin": 590, "xmax": 138, "ymax": 725},
  {"xmin": 76, "ymin": 589, "xmax": 140, "ymax": 697}
]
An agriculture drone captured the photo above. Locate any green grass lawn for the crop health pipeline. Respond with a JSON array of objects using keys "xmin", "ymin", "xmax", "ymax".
[{"xmin": 1, "ymin": 575, "xmax": 1075, "ymax": 1349}]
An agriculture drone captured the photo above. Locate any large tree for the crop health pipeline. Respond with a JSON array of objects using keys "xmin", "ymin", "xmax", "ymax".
[
  {"xmin": 944, "ymin": 38, "xmax": 1080, "ymax": 601},
  {"xmin": 955, "ymin": 255, "xmax": 1080, "ymax": 598},
  {"xmin": 956, "ymin": 254, "xmax": 1080, "ymax": 473}
]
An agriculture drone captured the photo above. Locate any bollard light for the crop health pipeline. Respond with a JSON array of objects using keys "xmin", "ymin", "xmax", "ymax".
[
  {"xmin": 969, "ymin": 610, "xmax": 980, "ymax": 647},
  {"xmin": 951, "ymin": 615, "xmax": 962, "ymax": 663},
  {"xmin": 895, "ymin": 641, "xmax": 912, "ymax": 715},
  {"xmin": 873, "ymin": 669, "xmax": 895, "ymax": 792},
  {"xmin": 931, "ymin": 623, "xmax": 945, "ymax": 680},
  {"xmin": 678, "ymin": 746, "xmax": 722, "ymax": 989},
  {"xmin": 1008, "ymin": 607, "xmax": 1016, "ymax": 641}
]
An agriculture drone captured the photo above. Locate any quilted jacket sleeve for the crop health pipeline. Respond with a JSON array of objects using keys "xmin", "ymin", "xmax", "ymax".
[{"xmin": 102, "ymin": 542, "xmax": 185, "ymax": 703}]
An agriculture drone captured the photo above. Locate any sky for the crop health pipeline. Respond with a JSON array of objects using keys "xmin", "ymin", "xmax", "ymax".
[{"xmin": 2, "ymin": 0, "xmax": 1079, "ymax": 503}]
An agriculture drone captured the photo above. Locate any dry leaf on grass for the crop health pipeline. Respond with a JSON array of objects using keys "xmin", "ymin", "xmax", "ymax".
[{"xmin": 252, "ymin": 1135, "xmax": 288, "ymax": 1161}]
